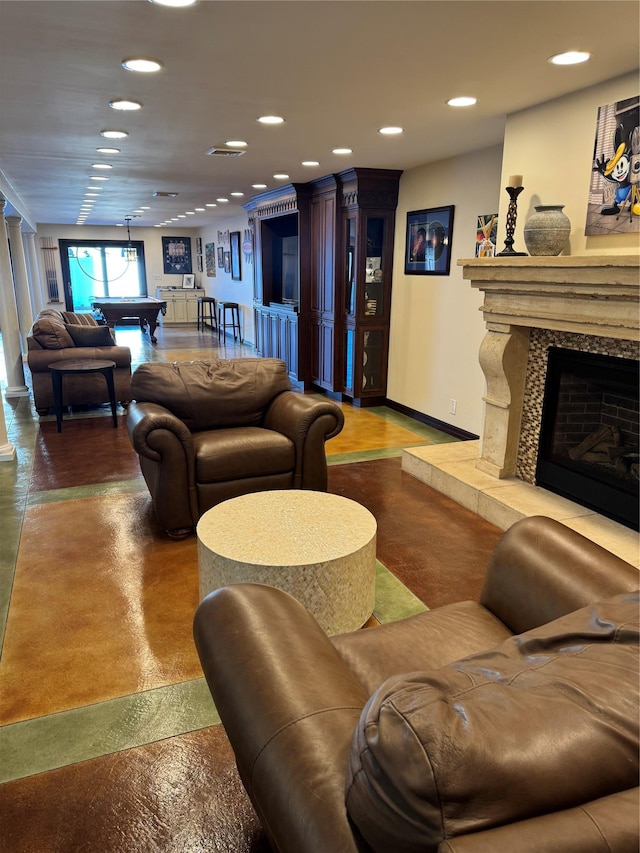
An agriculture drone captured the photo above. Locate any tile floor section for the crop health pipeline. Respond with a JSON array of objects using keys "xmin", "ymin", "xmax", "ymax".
[{"xmin": 0, "ymin": 323, "xmax": 504, "ymax": 851}]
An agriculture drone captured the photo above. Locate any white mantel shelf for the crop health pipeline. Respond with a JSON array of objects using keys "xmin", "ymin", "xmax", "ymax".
[{"xmin": 458, "ymin": 255, "xmax": 639, "ymax": 341}]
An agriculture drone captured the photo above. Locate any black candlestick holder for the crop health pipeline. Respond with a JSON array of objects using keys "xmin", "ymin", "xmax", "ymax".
[{"xmin": 497, "ymin": 186, "xmax": 528, "ymax": 256}]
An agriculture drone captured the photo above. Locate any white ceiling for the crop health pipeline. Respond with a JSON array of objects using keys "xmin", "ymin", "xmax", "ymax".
[{"xmin": 1, "ymin": 0, "xmax": 638, "ymax": 230}]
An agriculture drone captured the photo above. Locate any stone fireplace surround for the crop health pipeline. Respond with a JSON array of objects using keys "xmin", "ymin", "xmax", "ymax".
[{"xmin": 402, "ymin": 256, "xmax": 640, "ymax": 567}]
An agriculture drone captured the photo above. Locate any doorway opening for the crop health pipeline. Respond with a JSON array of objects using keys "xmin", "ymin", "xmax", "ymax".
[{"xmin": 59, "ymin": 239, "xmax": 147, "ymax": 312}]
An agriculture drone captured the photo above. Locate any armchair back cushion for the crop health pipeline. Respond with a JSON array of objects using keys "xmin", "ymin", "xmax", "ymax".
[
  {"xmin": 346, "ymin": 593, "xmax": 640, "ymax": 853},
  {"xmin": 130, "ymin": 358, "xmax": 291, "ymax": 431}
]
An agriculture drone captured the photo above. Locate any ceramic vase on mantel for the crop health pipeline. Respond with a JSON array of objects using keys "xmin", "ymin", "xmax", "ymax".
[{"xmin": 523, "ymin": 204, "xmax": 571, "ymax": 256}]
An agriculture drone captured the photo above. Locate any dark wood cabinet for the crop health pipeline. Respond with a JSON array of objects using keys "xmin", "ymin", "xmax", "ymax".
[{"xmin": 245, "ymin": 168, "xmax": 400, "ymax": 401}]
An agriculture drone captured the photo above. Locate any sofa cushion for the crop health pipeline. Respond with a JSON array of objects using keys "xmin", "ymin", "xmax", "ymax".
[
  {"xmin": 345, "ymin": 593, "xmax": 640, "ymax": 853},
  {"xmin": 61, "ymin": 311, "xmax": 98, "ymax": 326},
  {"xmin": 31, "ymin": 316, "xmax": 74, "ymax": 349},
  {"xmin": 130, "ymin": 359, "xmax": 291, "ymax": 432},
  {"xmin": 65, "ymin": 323, "xmax": 115, "ymax": 347}
]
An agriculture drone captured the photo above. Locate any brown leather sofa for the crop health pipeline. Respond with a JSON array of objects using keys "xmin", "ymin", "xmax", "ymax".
[
  {"xmin": 27, "ymin": 309, "xmax": 132, "ymax": 414},
  {"xmin": 193, "ymin": 516, "xmax": 640, "ymax": 853},
  {"xmin": 126, "ymin": 358, "xmax": 344, "ymax": 537}
]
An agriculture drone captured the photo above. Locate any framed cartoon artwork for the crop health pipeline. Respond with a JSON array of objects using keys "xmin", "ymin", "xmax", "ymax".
[
  {"xmin": 230, "ymin": 230, "xmax": 242, "ymax": 280},
  {"xmin": 404, "ymin": 206, "xmax": 455, "ymax": 275},
  {"xmin": 162, "ymin": 236, "xmax": 192, "ymax": 274}
]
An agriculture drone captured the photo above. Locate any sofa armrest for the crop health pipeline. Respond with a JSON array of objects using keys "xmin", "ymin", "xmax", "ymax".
[
  {"xmin": 480, "ymin": 516, "xmax": 639, "ymax": 634},
  {"xmin": 193, "ymin": 583, "xmax": 369, "ymax": 853},
  {"xmin": 263, "ymin": 391, "xmax": 344, "ymax": 489},
  {"xmin": 437, "ymin": 788, "xmax": 639, "ymax": 853},
  {"xmin": 126, "ymin": 401, "xmax": 194, "ymax": 462}
]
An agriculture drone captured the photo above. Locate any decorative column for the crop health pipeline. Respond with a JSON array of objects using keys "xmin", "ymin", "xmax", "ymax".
[
  {"xmin": 0, "ymin": 198, "xmax": 28, "ymax": 398},
  {"xmin": 477, "ymin": 323, "xmax": 530, "ymax": 478},
  {"xmin": 6, "ymin": 215, "xmax": 34, "ymax": 347},
  {"xmin": 23, "ymin": 230, "xmax": 44, "ymax": 315},
  {"xmin": 0, "ymin": 402, "xmax": 16, "ymax": 461}
]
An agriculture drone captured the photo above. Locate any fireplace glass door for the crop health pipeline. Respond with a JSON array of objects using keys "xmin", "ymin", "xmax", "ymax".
[{"xmin": 536, "ymin": 347, "xmax": 639, "ymax": 530}]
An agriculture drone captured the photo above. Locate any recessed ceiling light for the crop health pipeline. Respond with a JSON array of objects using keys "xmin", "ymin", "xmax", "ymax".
[
  {"xmin": 217, "ymin": 197, "xmax": 229, "ymax": 203},
  {"xmin": 230, "ymin": 192, "xmax": 244, "ymax": 197},
  {"xmin": 91, "ymin": 176, "xmax": 109, "ymax": 181},
  {"xmin": 140, "ymin": 206, "xmax": 151, "ymax": 210},
  {"xmin": 447, "ymin": 96, "xmax": 477, "ymax": 107},
  {"xmin": 332, "ymin": 148, "xmax": 352, "ymax": 155},
  {"xmin": 185, "ymin": 211, "xmax": 195, "ymax": 215},
  {"xmin": 273, "ymin": 174, "xmax": 289, "ymax": 180},
  {"xmin": 549, "ymin": 50, "xmax": 591, "ymax": 65},
  {"xmin": 379, "ymin": 127, "xmax": 403, "ymax": 135},
  {"xmin": 252, "ymin": 183, "xmax": 267, "ymax": 189},
  {"xmin": 85, "ymin": 192, "xmax": 100, "ymax": 197},
  {"xmin": 92, "ymin": 163, "xmax": 113, "ymax": 169},
  {"xmin": 109, "ymin": 99, "xmax": 143, "ymax": 111},
  {"xmin": 134, "ymin": 209, "xmax": 145, "ymax": 213},
  {"xmin": 302, "ymin": 160, "xmax": 320, "ymax": 167},
  {"xmin": 225, "ymin": 140, "xmax": 247, "ymax": 147},
  {"xmin": 86, "ymin": 186, "xmax": 102, "ymax": 190},
  {"xmin": 148, "ymin": 0, "xmax": 198, "ymax": 6},
  {"xmin": 96, "ymin": 147, "xmax": 120, "ymax": 154},
  {"xmin": 171, "ymin": 218, "xmax": 179, "ymax": 221},
  {"xmin": 194, "ymin": 207, "xmax": 205, "ymax": 211},
  {"xmin": 116, "ymin": 223, "xmax": 125, "ymax": 227},
  {"xmin": 205, "ymin": 203, "xmax": 217, "ymax": 208},
  {"xmin": 177, "ymin": 214, "xmax": 186, "ymax": 218},
  {"xmin": 122, "ymin": 57, "xmax": 163, "ymax": 73},
  {"xmin": 257, "ymin": 115, "xmax": 285, "ymax": 125},
  {"xmin": 154, "ymin": 224, "xmax": 162, "ymax": 228},
  {"xmin": 100, "ymin": 130, "xmax": 128, "ymax": 139}
]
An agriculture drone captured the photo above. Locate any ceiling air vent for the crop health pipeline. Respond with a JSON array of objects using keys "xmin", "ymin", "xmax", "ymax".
[
  {"xmin": 153, "ymin": 191, "xmax": 178, "ymax": 198},
  {"xmin": 205, "ymin": 147, "xmax": 245, "ymax": 157}
]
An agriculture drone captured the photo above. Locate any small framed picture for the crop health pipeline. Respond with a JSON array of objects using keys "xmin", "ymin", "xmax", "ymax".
[
  {"xmin": 230, "ymin": 230, "xmax": 242, "ymax": 281},
  {"xmin": 223, "ymin": 251, "xmax": 230, "ymax": 274},
  {"xmin": 182, "ymin": 273, "xmax": 195, "ymax": 289},
  {"xmin": 217, "ymin": 246, "xmax": 224, "ymax": 268},
  {"xmin": 405, "ymin": 206, "xmax": 455, "ymax": 275}
]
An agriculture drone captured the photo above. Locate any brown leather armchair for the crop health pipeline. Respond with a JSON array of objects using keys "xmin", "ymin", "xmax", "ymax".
[
  {"xmin": 126, "ymin": 358, "xmax": 344, "ymax": 537},
  {"xmin": 194, "ymin": 516, "xmax": 639, "ymax": 853}
]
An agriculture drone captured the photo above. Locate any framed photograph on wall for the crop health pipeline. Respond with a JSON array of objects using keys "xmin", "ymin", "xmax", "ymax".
[
  {"xmin": 223, "ymin": 251, "xmax": 230, "ymax": 274},
  {"xmin": 230, "ymin": 230, "xmax": 242, "ymax": 280},
  {"xmin": 217, "ymin": 246, "xmax": 224, "ymax": 268},
  {"xmin": 162, "ymin": 236, "xmax": 192, "ymax": 274},
  {"xmin": 404, "ymin": 206, "xmax": 455, "ymax": 275},
  {"xmin": 182, "ymin": 273, "xmax": 195, "ymax": 289},
  {"xmin": 205, "ymin": 242, "xmax": 216, "ymax": 277}
]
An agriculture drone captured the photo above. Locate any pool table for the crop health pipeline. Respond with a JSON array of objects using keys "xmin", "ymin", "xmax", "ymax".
[{"xmin": 92, "ymin": 297, "xmax": 167, "ymax": 344}]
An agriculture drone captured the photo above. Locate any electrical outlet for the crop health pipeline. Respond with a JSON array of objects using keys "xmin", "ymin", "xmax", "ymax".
[{"xmin": 450, "ymin": 399, "xmax": 457, "ymax": 415}]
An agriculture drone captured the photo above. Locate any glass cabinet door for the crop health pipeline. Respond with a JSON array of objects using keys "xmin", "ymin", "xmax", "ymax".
[
  {"xmin": 345, "ymin": 216, "xmax": 356, "ymax": 315},
  {"xmin": 364, "ymin": 217, "xmax": 385, "ymax": 318}
]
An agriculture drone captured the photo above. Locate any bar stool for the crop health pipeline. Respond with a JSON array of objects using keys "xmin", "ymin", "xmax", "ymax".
[
  {"xmin": 217, "ymin": 302, "xmax": 242, "ymax": 342},
  {"xmin": 197, "ymin": 296, "xmax": 217, "ymax": 332}
]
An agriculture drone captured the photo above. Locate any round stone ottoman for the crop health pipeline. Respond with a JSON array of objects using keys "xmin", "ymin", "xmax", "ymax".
[{"xmin": 196, "ymin": 489, "xmax": 377, "ymax": 635}]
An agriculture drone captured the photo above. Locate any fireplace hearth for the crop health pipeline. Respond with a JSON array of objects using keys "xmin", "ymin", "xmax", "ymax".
[{"xmin": 536, "ymin": 347, "xmax": 639, "ymax": 530}]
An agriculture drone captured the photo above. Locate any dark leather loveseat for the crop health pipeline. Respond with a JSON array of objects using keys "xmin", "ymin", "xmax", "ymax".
[
  {"xmin": 126, "ymin": 358, "xmax": 344, "ymax": 537},
  {"xmin": 194, "ymin": 516, "xmax": 639, "ymax": 853}
]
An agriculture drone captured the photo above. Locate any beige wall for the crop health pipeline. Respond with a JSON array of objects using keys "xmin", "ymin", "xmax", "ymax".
[
  {"xmin": 388, "ymin": 145, "xmax": 503, "ymax": 435},
  {"xmin": 389, "ymin": 71, "xmax": 639, "ymax": 437},
  {"xmin": 197, "ymin": 214, "xmax": 253, "ymax": 345},
  {"xmin": 499, "ymin": 71, "xmax": 639, "ymax": 255},
  {"xmin": 34, "ymin": 223, "xmax": 200, "ymax": 307}
]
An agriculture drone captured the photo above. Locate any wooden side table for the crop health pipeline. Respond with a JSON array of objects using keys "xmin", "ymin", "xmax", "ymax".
[{"xmin": 48, "ymin": 358, "xmax": 117, "ymax": 433}]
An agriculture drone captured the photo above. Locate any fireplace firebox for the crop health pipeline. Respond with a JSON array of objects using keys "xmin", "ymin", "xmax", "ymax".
[{"xmin": 536, "ymin": 347, "xmax": 639, "ymax": 530}]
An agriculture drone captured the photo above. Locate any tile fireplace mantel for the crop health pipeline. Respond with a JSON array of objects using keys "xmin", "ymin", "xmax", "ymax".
[{"xmin": 402, "ymin": 255, "xmax": 639, "ymax": 565}]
